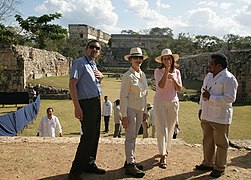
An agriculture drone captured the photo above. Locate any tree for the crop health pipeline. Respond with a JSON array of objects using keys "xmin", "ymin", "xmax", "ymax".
[
  {"xmin": 0, "ymin": 23, "xmax": 14, "ymax": 44},
  {"xmin": 15, "ymin": 13, "xmax": 67, "ymax": 49},
  {"xmin": 149, "ymin": 27, "xmax": 173, "ymax": 38},
  {"xmin": 0, "ymin": 0, "xmax": 22, "ymax": 22},
  {"xmin": 121, "ymin": 29, "xmax": 139, "ymax": 35},
  {"xmin": 194, "ymin": 35, "xmax": 223, "ymax": 53},
  {"xmin": 171, "ymin": 33, "xmax": 195, "ymax": 55},
  {"xmin": 223, "ymin": 34, "xmax": 251, "ymax": 50}
]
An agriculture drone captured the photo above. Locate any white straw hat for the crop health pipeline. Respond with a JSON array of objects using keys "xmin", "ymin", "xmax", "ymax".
[
  {"xmin": 155, "ymin": 48, "xmax": 179, "ymax": 63},
  {"xmin": 124, "ymin": 47, "xmax": 148, "ymax": 61}
]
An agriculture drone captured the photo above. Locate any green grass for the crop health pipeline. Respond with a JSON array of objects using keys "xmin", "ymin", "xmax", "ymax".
[
  {"xmin": 1, "ymin": 75, "xmax": 250, "ymax": 144},
  {"xmin": 27, "ymin": 75, "xmax": 70, "ymax": 89}
]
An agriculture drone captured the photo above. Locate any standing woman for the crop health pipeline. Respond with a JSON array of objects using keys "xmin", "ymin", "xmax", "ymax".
[
  {"xmin": 120, "ymin": 47, "xmax": 148, "ymax": 178},
  {"xmin": 154, "ymin": 48, "xmax": 182, "ymax": 169}
]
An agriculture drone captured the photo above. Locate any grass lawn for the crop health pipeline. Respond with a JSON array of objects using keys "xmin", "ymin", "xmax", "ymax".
[{"xmin": 0, "ymin": 75, "xmax": 249, "ymax": 144}]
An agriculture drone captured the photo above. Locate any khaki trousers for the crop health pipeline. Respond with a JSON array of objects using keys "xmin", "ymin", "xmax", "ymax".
[
  {"xmin": 201, "ymin": 119, "xmax": 230, "ymax": 171},
  {"xmin": 125, "ymin": 107, "xmax": 143, "ymax": 164}
]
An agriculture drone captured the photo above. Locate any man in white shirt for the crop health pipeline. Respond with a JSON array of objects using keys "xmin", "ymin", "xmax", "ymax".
[
  {"xmin": 195, "ymin": 53, "xmax": 238, "ymax": 178},
  {"xmin": 37, "ymin": 107, "xmax": 62, "ymax": 137},
  {"xmin": 102, "ymin": 96, "xmax": 112, "ymax": 133}
]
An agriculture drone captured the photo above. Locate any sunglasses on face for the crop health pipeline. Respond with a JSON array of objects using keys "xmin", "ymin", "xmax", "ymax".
[
  {"xmin": 131, "ymin": 56, "xmax": 143, "ymax": 60},
  {"xmin": 88, "ymin": 45, "xmax": 101, "ymax": 50}
]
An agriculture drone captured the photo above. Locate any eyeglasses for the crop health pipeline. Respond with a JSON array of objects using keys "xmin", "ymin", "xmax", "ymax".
[
  {"xmin": 131, "ymin": 56, "xmax": 143, "ymax": 60},
  {"xmin": 88, "ymin": 45, "xmax": 101, "ymax": 50}
]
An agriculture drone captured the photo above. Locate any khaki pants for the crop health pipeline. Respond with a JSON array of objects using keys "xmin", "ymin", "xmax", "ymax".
[
  {"xmin": 125, "ymin": 107, "xmax": 143, "ymax": 164},
  {"xmin": 201, "ymin": 119, "xmax": 229, "ymax": 171}
]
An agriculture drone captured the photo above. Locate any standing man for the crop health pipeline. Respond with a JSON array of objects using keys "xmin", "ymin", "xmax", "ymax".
[
  {"xmin": 195, "ymin": 53, "xmax": 238, "ymax": 178},
  {"xmin": 102, "ymin": 95, "xmax": 112, "ymax": 133},
  {"xmin": 113, "ymin": 99, "xmax": 122, "ymax": 138},
  {"xmin": 69, "ymin": 39, "xmax": 106, "ymax": 180},
  {"xmin": 37, "ymin": 107, "xmax": 62, "ymax": 137}
]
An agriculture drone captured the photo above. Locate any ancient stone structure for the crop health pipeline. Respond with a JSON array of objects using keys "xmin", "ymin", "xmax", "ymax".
[
  {"xmin": 178, "ymin": 50, "xmax": 251, "ymax": 103},
  {"xmin": 0, "ymin": 45, "xmax": 70, "ymax": 92},
  {"xmin": 110, "ymin": 34, "xmax": 169, "ymax": 66},
  {"xmin": 68, "ymin": 24, "xmax": 111, "ymax": 44}
]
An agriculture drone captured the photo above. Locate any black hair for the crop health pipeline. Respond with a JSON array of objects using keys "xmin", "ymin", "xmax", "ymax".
[
  {"xmin": 46, "ymin": 107, "xmax": 53, "ymax": 113},
  {"xmin": 115, "ymin": 99, "xmax": 120, "ymax": 105},
  {"xmin": 211, "ymin": 53, "xmax": 228, "ymax": 68},
  {"xmin": 158, "ymin": 55, "xmax": 179, "ymax": 72},
  {"xmin": 87, "ymin": 39, "xmax": 100, "ymax": 48}
]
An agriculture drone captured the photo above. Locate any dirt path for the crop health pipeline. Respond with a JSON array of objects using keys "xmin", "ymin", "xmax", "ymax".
[{"xmin": 0, "ymin": 137, "xmax": 250, "ymax": 180}]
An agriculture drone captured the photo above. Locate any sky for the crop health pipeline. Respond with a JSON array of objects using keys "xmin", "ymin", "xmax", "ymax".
[{"xmin": 7, "ymin": 0, "xmax": 251, "ymax": 38}]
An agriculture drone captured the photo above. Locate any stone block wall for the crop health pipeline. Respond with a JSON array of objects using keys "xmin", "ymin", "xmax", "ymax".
[
  {"xmin": 0, "ymin": 45, "xmax": 70, "ymax": 92},
  {"xmin": 178, "ymin": 50, "xmax": 251, "ymax": 103},
  {"xmin": 68, "ymin": 24, "xmax": 111, "ymax": 44},
  {"xmin": 110, "ymin": 34, "xmax": 169, "ymax": 67}
]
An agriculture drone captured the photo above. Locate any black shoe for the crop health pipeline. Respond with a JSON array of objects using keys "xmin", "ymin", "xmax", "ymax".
[
  {"xmin": 83, "ymin": 164, "xmax": 106, "ymax": 174},
  {"xmin": 210, "ymin": 169, "xmax": 224, "ymax": 178},
  {"xmin": 68, "ymin": 173, "xmax": 82, "ymax": 180},
  {"xmin": 124, "ymin": 161, "xmax": 143, "ymax": 170},
  {"xmin": 195, "ymin": 164, "xmax": 214, "ymax": 171},
  {"xmin": 125, "ymin": 163, "xmax": 145, "ymax": 178}
]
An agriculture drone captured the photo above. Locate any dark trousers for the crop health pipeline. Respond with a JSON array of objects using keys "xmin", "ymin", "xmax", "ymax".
[
  {"xmin": 113, "ymin": 123, "xmax": 121, "ymax": 137},
  {"xmin": 70, "ymin": 97, "xmax": 101, "ymax": 175},
  {"xmin": 104, "ymin": 116, "xmax": 110, "ymax": 132}
]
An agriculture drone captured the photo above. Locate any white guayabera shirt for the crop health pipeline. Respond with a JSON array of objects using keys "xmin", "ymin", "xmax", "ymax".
[
  {"xmin": 199, "ymin": 68, "xmax": 238, "ymax": 125},
  {"xmin": 37, "ymin": 115, "xmax": 62, "ymax": 137}
]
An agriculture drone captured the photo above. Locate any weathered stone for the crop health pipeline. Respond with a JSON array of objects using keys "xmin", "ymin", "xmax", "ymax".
[
  {"xmin": 0, "ymin": 45, "xmax": 71, "ymax": 92},
  {"xmin": 178, "ymin": 50, "xmax": 251, "ymax": 103}
]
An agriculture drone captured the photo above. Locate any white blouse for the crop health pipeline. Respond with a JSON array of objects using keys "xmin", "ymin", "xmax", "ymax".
[{"xmin": 120, "ymin": 67, "xmax": 148, "ymax": 117}]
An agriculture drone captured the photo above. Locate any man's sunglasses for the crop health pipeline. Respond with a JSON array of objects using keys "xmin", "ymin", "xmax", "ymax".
[
  {"xmin": 131, "ymin": 56, "xmax": 143, "ymax": 60},
  {"xmin": 88, "ymin": 45, "xmax": 101, "ymax": 50}
]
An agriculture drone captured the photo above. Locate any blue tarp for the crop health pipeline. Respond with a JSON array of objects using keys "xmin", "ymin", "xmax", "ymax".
[{"xmin": 0, "ymin": 95, "xmax": 40, "ymax": 136}]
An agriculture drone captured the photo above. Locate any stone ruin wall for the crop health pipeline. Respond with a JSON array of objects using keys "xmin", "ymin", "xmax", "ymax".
[
  {"xmin": 0, "ymin": 45, "xmax": 70, "ymax": 92},
  {"xmin": 110, "ymin": 34, "xmax": 168, "ymax": 66},
  {"xmin": 178, "ymin": 50, "xmax": 251, "ymax": 103}
]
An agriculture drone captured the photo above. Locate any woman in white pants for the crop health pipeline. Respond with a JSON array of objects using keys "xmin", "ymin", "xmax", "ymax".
[
  {"xmin": 153, "ymin": 48, "xmax": 182, "ymax": 169},
  {"xmin": 120, "ymin": 47, "xmax": 148, "ymax": 178}
]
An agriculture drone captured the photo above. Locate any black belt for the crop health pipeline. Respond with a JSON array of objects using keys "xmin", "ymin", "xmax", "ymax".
[{"xmin": 80, "ymin": 96, "xmax": 100, "ymax": 102}]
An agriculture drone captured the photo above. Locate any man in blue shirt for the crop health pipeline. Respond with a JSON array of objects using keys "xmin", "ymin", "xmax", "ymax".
[{"xmin": 69, "ymin": 39, "xmax": 105, "ymax": 180}]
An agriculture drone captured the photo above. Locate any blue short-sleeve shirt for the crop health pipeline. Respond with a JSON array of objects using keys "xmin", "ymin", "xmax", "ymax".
[{"xmin": 70, "ymin": 56, "xmax": 102, "ymax": 100}]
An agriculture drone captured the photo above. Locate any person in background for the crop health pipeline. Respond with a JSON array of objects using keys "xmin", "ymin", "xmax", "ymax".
[
  {"xmin": 153, "ymin": 48, "xmax": 182, "ymax": 169},
  {"xmin": 120, "ymin": 47, "xmax": 148, "ymax": 178},
  {"xmin": 113, "ymin": 99, "xmax": 122, "ymax": 138},
  {"xmin": 147, "ymin": 103, "xmax": 155, "ymax": 138},
  {"xmin": 102, "ymin": 95, "xmax": 112, "ymax": 133},
  {"xmin": 69, "ymin": 39, "xmax": 106, "ymax": 180},
  {"xmin": 195, "ymin": 53, "xmax": 238, "ymax": 178},
  {"xmin": 37, "ymin": 107, "xmax": 62, "ymax": 137}
]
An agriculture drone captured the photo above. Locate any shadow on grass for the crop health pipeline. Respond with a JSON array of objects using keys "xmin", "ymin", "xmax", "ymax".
[{"xmin": 65, "ymin": 132, "xmax": 81, "ymax": 135}]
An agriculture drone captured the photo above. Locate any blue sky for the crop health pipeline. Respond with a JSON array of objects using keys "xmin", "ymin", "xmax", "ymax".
[{"xmin": 7, "ymin": 0, "xmax": 251, "ymax": 38}]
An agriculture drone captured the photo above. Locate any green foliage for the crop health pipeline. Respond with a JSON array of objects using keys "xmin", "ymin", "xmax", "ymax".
[
  {"xmin": 223, "ymin": 34, "xmax": 251, "ymax": 50},
  {"xmin": 0, "ymin": 24, "xmax": 15, "ymax": 44},
  {"xmin": 194, "ymin": 35, "xmax": 224, "ymax": 53},
  {"xmin": 14, "ymin": 13, "xmax": 67, "ymax": 49},
  {"xmin": 121, "ymin": 29, "xmax": 139, "ymax": 35},
  {"xmin": 149, "ymin": 27, "xmax": 173, "ymax": 37}
]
